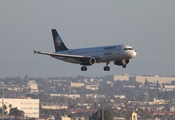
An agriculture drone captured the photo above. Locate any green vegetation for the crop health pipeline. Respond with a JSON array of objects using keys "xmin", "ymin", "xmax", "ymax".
[
  {"xmin": 9, "ymin": 107, "xmax": 25, "ymax": 118},
  {"xmin": 89, "ymin": 108, "xmax": 113, "ymax": 120}
]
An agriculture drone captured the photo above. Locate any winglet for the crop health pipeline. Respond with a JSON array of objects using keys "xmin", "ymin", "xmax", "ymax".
[{"xmin": 33, "ymin": 50, "xmax": 41, "ymax": 54}]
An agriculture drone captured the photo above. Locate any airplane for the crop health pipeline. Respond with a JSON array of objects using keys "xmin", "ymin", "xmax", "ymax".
[{"xmin": 34, "ymin": 29, "xmax": 137, "ymax": 71}]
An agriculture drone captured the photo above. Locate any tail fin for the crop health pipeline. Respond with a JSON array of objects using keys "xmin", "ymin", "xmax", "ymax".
[{"xmin": 52, "ymin": 29, "xmax": 68, "ymax": 52}]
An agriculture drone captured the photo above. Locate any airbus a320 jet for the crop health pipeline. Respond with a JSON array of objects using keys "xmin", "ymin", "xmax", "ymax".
[{"xmin": 34, "ymin": 29, "xmax": 137, "ymax": 71}]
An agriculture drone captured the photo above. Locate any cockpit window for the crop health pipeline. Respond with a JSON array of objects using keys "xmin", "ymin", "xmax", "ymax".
[{"xmin": 123, "ymin": 48, "xmax": 133, "ymax": 50}]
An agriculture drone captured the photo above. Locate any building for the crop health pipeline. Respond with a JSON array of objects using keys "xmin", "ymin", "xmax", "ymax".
[
  {"xmin": 114, "ymin": 95, "xmax": 126, "ymax": 99},
  {"xmin": 106, "ymin": 74, "xmax": 129, "ymax": 81},
  {"xmin": 70, "ymin": 81, "xmax": 84, "ymax": 88},
  {"xmin": 7, "ymin": 86, "xmax": 23, "ymax": 92},
  {"xmin": 0, "ymin": 98, "xmax": 39, "ymax": 118},
  {"xmin": 50, "ymin": 94, "xmax": 80, "ymax": 98},
  {"xmin": 85, "ymin": 94, "xmax": 105, "ymax": 98},
  {"xmin": 47, "ymin": 115, "xmax": 55, "ymax": 120},
  {"xmin": 113, "ymin": 117, "xmax": 125, "ymax": 120},
  {"xmin": 41, "ymin": 105, "xmax": 68, "ymax": 110},
  {"xmin": 107, "ymin": 74, "xmax": 175, "ymax": 84},
  {"xmin": 85, "ymin": 85, "xmax": 99, "ymax": 90},
  {"xmin": 129, "ymin": 75, "xmax": 175, "ymax": 84},
  {"xmin": 130, "ymin": 111, "xmax": 137, "ymax": 120},
  {"xmin": 28, "ymin": 80, "xmax": 39, "ymax": 93},
  {"xmin": 61, "ymin": 116, "xmax": 71, "ymax": 120},
  {"xmin": 149, "ymin": 98, "xmax": 167, "ymax": 105}
]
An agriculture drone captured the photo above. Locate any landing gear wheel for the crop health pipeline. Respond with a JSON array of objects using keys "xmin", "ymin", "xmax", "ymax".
[
  {"xmin": 104, "ymin": 67, "xmax": 106, "ymax": 71},
  {"xmin": 106, "ymin": 66, "xmax": 110, "ymax": 71},
  {"xmin": 104, "ymin": 66, "xmax": 110, "ymax": 71},
  {"xmin": 104, "ymin": 62, "xmax": 110, "ymax": 71},
  {"xmin": 81, "ymin": 66, "xmax": 87, "ymax": 71},
  {"xmin": 84, "ymin": 67, "xmax": 87, "ymax": 71}
]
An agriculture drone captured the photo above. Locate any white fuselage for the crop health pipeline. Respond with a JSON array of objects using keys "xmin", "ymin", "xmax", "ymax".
[{"xmin": 52, "ymin": 44, "xmax": 137, "ymax": 64}]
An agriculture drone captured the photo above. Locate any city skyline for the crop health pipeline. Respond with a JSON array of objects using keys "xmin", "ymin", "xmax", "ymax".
[{"xmin": 0, "ymin": 1, "xmax": 175, "ymax": 78}]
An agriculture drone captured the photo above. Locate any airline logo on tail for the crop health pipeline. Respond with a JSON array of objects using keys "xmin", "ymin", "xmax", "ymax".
[{"xmin": 52, "ymin": 29, "xmax": 68, "ymax": 52}]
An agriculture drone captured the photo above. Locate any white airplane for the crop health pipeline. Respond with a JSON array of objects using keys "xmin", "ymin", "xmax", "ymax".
[{"xmin": 34, "ymin": 29, "xmax": 137, "ymax": 71}]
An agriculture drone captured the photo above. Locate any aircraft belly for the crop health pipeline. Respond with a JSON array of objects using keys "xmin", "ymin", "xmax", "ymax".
[
  {"xmin": 52, "ymin": 51, "xmax": 126, "ymax": 64},
  {"xmin": 97, "ymin": 52, "xmax": 124, "ymax": 63},
  {"xmin": 54, "ymin": 57, "xmax": 79, "ymax": 64}
]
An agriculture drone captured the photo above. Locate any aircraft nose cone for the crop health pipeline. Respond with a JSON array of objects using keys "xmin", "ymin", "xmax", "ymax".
[{"xmin": 129, "ymin": 50, "xmax": 137, "ymax": 58}]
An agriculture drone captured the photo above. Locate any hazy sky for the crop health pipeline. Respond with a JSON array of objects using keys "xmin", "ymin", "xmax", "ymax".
[{"xmin": 0, "ymin": 1, "xmax": 175, "ymax": 78}]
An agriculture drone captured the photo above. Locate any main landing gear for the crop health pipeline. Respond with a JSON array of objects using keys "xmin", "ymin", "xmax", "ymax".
[
  {"xmin": 81, "ymin": 66, "xmax": 87, "ymax": 71},
  {"xmin": 122, "ymin": 64, "xmax": 126, "ymax": 68},
  {"xmin": 104, "ymin": 62, "xmax": 110, "ymax": 71}
]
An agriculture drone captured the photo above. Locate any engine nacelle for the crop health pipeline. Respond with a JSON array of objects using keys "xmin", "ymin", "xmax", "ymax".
[
  {"xmin": 80, "ymin": 57, "xmax": 96, "ymax": 66},
  {"xmin": 114, "ymin": 59, "xmax": 129, "ymax": 66}
]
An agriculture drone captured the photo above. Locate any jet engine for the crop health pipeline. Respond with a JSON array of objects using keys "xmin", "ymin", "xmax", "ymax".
[
  {"xmin": 114, "ymin": 59, "xmax": 129, "ymax": 66},
  {"xmin": 80, "ymin": 57, "xmax": 96, "ymax": 65}
]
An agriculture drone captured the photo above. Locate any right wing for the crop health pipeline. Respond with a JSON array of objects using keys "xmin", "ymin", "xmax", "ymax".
[{"xmin": 34, "ymin": 50, "xmax": 85, "ymax": 59}]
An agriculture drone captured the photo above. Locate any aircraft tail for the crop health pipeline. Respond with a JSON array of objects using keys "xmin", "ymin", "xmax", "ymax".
[{"xmin": 52, "ymin": 29, "xmax": 68, "ymax": 52}]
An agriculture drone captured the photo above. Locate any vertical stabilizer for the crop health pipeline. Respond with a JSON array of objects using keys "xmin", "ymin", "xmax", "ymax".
[{"xmin": 52, "ymin": 29, "xmax": 68, "ymax": 52}]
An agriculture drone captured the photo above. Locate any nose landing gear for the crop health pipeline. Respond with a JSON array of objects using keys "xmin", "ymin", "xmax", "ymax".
[{"xmin": 104, "ymin": 66, "xmax": 110, "ymax": 71}]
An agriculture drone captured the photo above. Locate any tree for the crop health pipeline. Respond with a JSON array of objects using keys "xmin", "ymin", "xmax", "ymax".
[
  {"xmin": 3, "ymin": 104, "xmax": 7, "ymax": 111},
  {"xmin": 9, "ymin": 104, "xmax": 12, "ymax": 109},
  {"xmin": 156, "ymin": 81, "xmax": 160, "ymax": 88},
  {"xmin": 89, "ymin": 108, "xmax": 113, "ymax": 120},
  {"xmin": 3, "ymin": 104, "xmax": 8, "ymax": 115},
  {"xmin": 67, "ymin": 113, "xmax": 75, "ymax": 119},
  {"xmin": 104, "ymin": 109, "xmax": 113, "ymax": 120},
  {"xmin": 144, "ymin": 79, "xmax": 149, "ymax": 87},
  {"xmin": 9, "ymin": 107, "xmax": 24, "ymax": 118}
]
